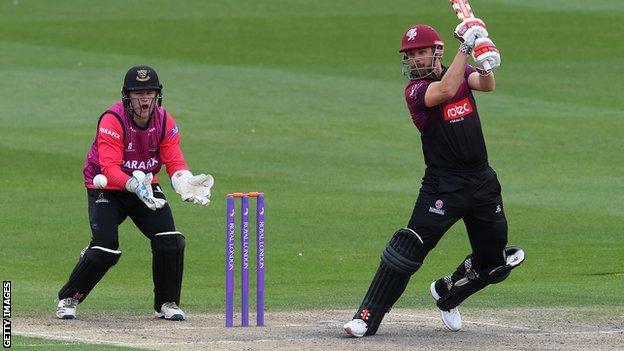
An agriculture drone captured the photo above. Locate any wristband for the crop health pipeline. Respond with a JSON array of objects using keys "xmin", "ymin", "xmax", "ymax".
[
  {"xmin": 458, "ymin": 42, "xmax": 473, "ymax": 56},
  {"xmin": 476, "ymin": 67, "xmax": 492, "ymax": 76}
]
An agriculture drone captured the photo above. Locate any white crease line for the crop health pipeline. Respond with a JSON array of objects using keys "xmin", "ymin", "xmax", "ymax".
[
  {"xmin": 138, "ymin": 323, "xmax": 314, "ymax": 331},
  {"xmin": 21, "ymin": 322, "xmax": 333, "ymax": 333},
  {"xmin": 11, "ymin": 342, "xmax": 77, "ymax": 347},
  {"xmin": 15, "ymin": 332, "xmax": 156, "ymax": 348},
  {"xmin": 393, "ymin": 313, "xmax": 624, "ymax": 335},
  {"xmin": 16, "ymin": 318, "xmax": 623, "ymax": 348},
  {"xmin": 394, "ymin": 313, "xmax": 545, "ymax": 332},
  {"xmin": 14, "ymin": 331, "xmax": 326, "ymax": 347},
  {"xmin": 530, "ymin": 330, "xmax": 623, "ymax": 336}
]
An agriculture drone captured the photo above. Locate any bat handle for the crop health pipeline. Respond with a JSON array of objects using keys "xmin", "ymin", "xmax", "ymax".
[{"xmin": 482, "ymin": 61, "xmax": 491, "ymax": 72}]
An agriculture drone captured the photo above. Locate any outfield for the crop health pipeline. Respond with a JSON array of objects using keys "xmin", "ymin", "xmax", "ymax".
[{"xmin": 1, "ymin": 0, "xmax": 622, "ymax": 350}]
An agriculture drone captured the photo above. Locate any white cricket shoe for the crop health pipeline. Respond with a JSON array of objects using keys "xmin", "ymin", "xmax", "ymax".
[
  {"xmin": 56, "ymin": 298, "xmax": 78, "ymax": 319},
  {"xmin": 155, "ymin": 302, "xmax": 185, "ymax": 321},
  {"xmin": 430, "ymin": 281, "xmax": 462, "ymax": 331},
  {"xmin": 343, "ymin": 318, "xmax": 368, "ymax": 337}
]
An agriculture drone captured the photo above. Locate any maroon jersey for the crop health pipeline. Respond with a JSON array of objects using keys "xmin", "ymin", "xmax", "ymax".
[{"xmin": 404, "ymin": 64, "xmax": 488, "ymax": 171}]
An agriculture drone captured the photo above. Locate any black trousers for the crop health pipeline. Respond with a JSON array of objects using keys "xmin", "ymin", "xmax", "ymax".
[
  {"xmin": 407, "ymin": 166, "xmax": 508, "ymax": 269},
  {"xmin": 87, "ymin": 186, "xmax": 175, "ymax": 249},
  {"xmin": 59, "ymin": 186, "xmax": 183, "ymax": 311}
]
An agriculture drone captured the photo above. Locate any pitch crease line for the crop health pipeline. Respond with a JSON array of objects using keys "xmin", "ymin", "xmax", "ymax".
[
  {"xmin": 393, "ymin": 313, "xmax": 542, "ymax": 331},
  {"xmin": 15, "ymin": 331, "xmax": 328, "ymax": 347}
]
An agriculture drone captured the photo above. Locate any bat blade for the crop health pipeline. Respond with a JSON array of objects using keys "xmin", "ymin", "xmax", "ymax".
[{"xmin": 450, "ymin": 0, "xmax": 474, "ymax": 20}]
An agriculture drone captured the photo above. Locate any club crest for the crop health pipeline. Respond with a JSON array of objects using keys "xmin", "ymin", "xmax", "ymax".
[
  {"xmin": 406, "ymin": 28, "xmax": 418, "ymax": 41},
  {"xmin": 136, "ymin": 69, "xmax": 150, "ymax": 82}
]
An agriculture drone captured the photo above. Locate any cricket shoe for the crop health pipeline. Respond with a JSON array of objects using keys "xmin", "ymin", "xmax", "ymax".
[
  {"xmin": 430, "ymin": 280, "xmax": 462, "ymax": 331},
  {"xmin": 56, "ymin": 297, "xmax": 78, "ymax": 319},
  {"xmin": 343, "ymin": 318, "xmax": 368, "ymax": 337},
  {"xmin": 155, "ymin": 302, "xmax": 185, "ymax": 321}
]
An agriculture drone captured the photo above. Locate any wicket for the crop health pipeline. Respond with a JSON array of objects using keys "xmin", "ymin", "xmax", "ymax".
[{"xmin": 225, "ymin": 192, "xmax": 265, "ymax": 327}]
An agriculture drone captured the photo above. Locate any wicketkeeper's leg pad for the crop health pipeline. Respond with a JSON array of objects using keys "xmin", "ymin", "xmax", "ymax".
[
  {"xmin": 355, "ymin": 228, "xmax": 424, "ymax": 336},
  {"xmin": 436, "ymin": 247, "xmax": 525, "ymax": 311},
  {"xmin": 151, "ymin": 231, "xmax": 185, "ymax": 311},
  {"xmin": 58, "ymin": 246, "xmax": 122, "ymax": 302}
]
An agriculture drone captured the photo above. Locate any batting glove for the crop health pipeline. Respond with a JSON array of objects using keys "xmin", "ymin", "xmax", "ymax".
[
  {"xmin": 473, "ymin": 37, "xmax": 500, "ymax": 73},
  {"xmin": 454, "ymin": 18, "xmax": 488, "ymax": 48},
  {"xmin": 126, "ymin": 170, "xmax": 167, "ymax": 211},
  {"xmin": 171, "ymin": 170, "xmax": 213, "ymax": 206}
]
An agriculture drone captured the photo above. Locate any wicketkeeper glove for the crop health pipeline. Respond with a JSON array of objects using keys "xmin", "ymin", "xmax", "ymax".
[
  {"xmin": 125, "ymin": 170, "xmax": 167, "ymax": 211},
  {"xmin": 454, "ymin": 18, "xmax": 488, "ymax": 48},
  {"xmin": 473, "ymin": 37, "xmax": 501, "ymax": 73},
  {"xmin": 171, "ymin": 170, "xmax": 214, "ymax": 206}
]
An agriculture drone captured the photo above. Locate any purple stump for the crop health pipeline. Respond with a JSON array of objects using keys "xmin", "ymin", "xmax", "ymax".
[
  {"xmin": 225, "ymin": 196, "xmax": 235, "ymax": 327},
  {"xmin": 241, "ymin": 195, "xmax": 250, "ymax": 327},
  {"xmin": 256, "ymin": 194, "xmax": 265, "ymax": 326}
]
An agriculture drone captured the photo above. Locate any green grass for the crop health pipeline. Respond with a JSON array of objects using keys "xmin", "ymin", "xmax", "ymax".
[{"xmin": 0, "ymin": 0, "xmax": 622, "ymax": 326}]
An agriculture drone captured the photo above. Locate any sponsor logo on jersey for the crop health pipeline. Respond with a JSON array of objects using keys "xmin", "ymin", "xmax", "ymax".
[
  {"xmin": 121, "ymin": 157, "xmax": 159, "ymax": 171},
  {"xmin": 443, "ymin": 97, "xmax": 473, "ymax": 122},
  {"xmin": 99, "ymin": 127, "xmax": 121, "ymax": 140},
  {"xmin": 495, "ymin": 204, "xmax": 502, "ymax": 213}
]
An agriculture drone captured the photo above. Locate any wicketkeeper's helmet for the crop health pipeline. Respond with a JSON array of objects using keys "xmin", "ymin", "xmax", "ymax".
[
  {"xmin": 399, "ymin": 24, "xmax": 445, "ymax": 79},
  {"xmin": 121, "ymin": 65, "xmax": 163, "ymax": 113}
]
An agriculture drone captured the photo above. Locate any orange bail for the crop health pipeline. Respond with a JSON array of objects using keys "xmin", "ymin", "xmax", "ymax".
[{"xmin": 227, "ymin": 192, "xmax": 264, "ymax": 198}]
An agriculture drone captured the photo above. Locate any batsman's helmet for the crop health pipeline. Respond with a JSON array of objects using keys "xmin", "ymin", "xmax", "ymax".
[
  {"xmin": 121, "ymin": 65, "xmax": 163, "ymax": 111},
  {"xmin": 399, "ymin": 24, "xmax": 444, "ymax": 53},
  {"xmin": 399, "ymin": 24, "xmax": 445, "ymax": 80}
]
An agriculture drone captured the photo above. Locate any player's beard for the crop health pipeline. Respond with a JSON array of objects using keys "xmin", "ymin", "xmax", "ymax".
[{"xmin": 402, "ymin": 56, "xmax": 436, "ymax": 79}]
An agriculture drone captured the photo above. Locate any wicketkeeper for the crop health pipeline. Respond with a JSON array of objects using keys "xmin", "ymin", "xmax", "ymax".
[
  {"xmin": 344, "ymin": 20, "xmax": 525, "ymax": 337},
  {"xmin": 56, "ymin": 65, "xmax": 214, "ymax": 320}
]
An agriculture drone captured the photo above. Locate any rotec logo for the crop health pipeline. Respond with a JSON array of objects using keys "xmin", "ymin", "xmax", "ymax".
[{"xmin": 443, "ymin": 98, "xmax": 473, "ymax": 122}]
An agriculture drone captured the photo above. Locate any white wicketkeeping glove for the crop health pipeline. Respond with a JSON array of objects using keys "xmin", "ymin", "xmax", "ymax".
[
  {"xmin": 454, "ymin": 18, "xmax": 488, "ymax": 47},
  {"xmin": 171, "ymin": 170, "xmax": 214, "ymax": 206},
  {"xmin": 125, "ymin": 170, "xmax": 167, "ymax": 211},
  {"xmin": 473, "ymin": 37, "xmax": 501, "ymax": 73}
]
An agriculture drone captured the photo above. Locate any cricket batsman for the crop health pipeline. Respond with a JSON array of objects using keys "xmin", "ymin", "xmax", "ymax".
[
  {"xmin": 344, "ymin": 20, "xmax": 525, "ymax": 337},
  {"xmin": 56, "ymin": 65, "xmax": 214, "ymax": 320}
]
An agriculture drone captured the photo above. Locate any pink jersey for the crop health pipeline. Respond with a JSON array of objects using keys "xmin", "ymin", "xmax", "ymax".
[{"xmin": 83, "ymin": 101, "xmax": 189, "ymax": 190}]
